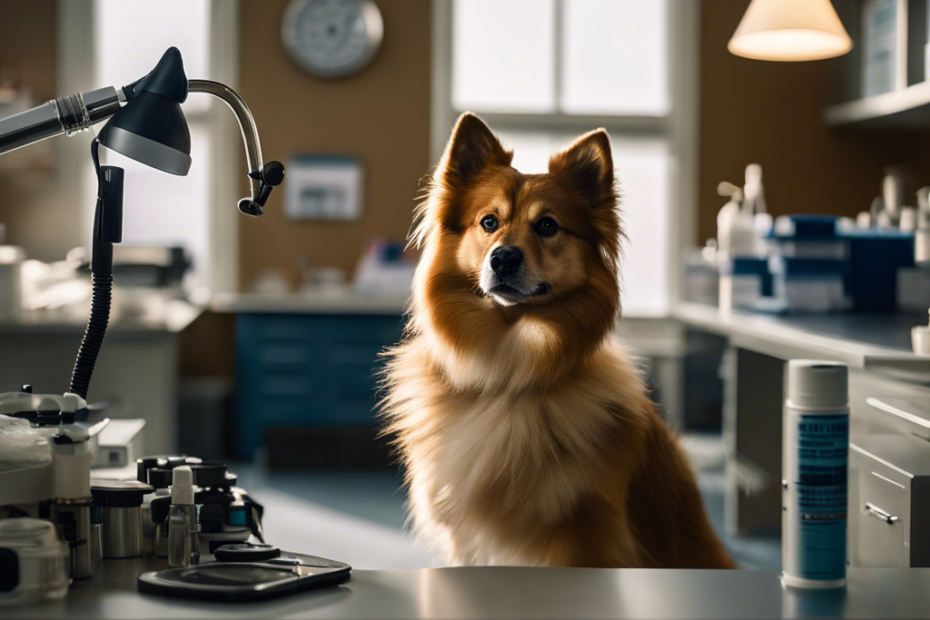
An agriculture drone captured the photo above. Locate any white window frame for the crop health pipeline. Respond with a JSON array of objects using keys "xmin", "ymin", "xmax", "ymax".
[
  {"xmin": 430, "ymin": 0, "xmax": 700, "ymax": 318},
  {"xmin": 57, "ymin": 0, "xmax": 241, "ymax": 294}
]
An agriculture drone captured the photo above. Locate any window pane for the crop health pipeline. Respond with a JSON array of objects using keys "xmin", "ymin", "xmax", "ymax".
[
  {"xmin": 497, "ymin": 131, "xmax": 669, "ymax": 316},
  {"xmin": 452, "ymin": 0, "xmax": 556, "ymax": 113},
  {"xmin": 95, "ymin": 0, "xmax": 211, "ymax": 112},
  {"xmin": 561, "ymin": 0, "xmax": 668, "ymax": 115},
  {"xmin": 93, "ymin": 0, "xmax": 213, "ymax": 287}
]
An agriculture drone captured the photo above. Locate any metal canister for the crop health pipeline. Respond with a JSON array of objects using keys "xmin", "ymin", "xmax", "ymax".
[{"xmin": 90, "ymin": 480, "xmax": 153, "ymax": 559}]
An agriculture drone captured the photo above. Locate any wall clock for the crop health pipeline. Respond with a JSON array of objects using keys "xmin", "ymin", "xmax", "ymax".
[{"xmin": 281, "ymin": 0, "xmax": 384, "ymax": 78}]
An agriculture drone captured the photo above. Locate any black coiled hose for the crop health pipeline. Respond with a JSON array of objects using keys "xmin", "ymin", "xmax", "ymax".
[
  {"xmin": 69, "ymin": 138, "xmax": 121, "ymax": 400},
  {"xmin": 69, "ymin": 273, "xmax": 112, "ymax": 399}
]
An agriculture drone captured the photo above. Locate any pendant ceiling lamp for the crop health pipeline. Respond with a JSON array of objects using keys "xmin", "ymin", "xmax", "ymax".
[{"xmin": 728, "ymin": 0, "xmax": 853, "ymax": 62}]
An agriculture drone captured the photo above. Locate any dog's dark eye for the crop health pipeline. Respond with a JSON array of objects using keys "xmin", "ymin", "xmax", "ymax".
[
  {"xmin": 480, "ymin": 215, "xmax": 499, "ymax": 233},
  {"xmin": 534, "ymin": 217, "xmax": 559, "ymax": 237}
]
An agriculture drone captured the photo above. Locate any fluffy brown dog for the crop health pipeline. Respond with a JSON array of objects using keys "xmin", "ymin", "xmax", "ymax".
[{"xmin": 381, "ymin": 113, "xmax": 736, "ymax": 568}]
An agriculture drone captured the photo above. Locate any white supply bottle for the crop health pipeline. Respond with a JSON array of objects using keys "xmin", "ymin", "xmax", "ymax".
[
  {"xmin": 782, "ymin": 361, "xmax": 849, "ymax": 588},
  {"xmin": 168, "ymin": 466, "xmax": 199, "ymax": 568}
]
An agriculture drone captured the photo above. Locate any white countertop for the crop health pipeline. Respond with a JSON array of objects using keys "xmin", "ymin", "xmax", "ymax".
[
  {"xmin": 673, "ymin": 302, "xmax": 930, "ymax": 374},
  {"xmin": 211, "ymin": 291, "xmax": 410, "ymax": 315},
  {"xmin": 0, "ymin": 300, "xmax": 203, "ymax": 335},
  {"xmin": 11, "ymin": 560, "xmax": 930, "ymax": 619}
]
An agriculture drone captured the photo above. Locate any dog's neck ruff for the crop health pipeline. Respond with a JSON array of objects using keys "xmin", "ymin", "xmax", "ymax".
[{"xmin": 411, "ymin": 289, "xmax": 616, "ymax": 394}]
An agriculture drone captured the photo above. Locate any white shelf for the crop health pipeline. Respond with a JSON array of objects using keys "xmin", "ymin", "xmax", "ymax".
[{"xmin": 824, "ymin": 80, "xmax": 930, "ymax": 128}]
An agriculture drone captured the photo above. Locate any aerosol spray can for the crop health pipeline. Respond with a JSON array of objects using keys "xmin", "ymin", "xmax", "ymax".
[{"xmin": 782, "ymin": 360, "xmax": 849, "ymax": 588}]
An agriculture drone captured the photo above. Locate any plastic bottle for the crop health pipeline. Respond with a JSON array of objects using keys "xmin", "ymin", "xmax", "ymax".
[
  {"xmin": 167, "ymin": 466, "xmax": 199, "ymax": 568},
  {"xmin": 782, "ymin": 361, "xmax": 849, "ymax": 588}
]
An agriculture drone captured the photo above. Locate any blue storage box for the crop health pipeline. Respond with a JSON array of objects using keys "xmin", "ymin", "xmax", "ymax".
[
  {"xmin": 721, "ymin": 257, "xmax": 772, "ymax": 309},
  {"xmin": 840, "ymin": 229, "xmax": 915, "ymax": 313},
  {"xmin": 768, "ymin": 256, "xmax": 851, "ymax": 313},
  {"xmin": 768, "ymin": 215, "xmax": 915, "ymax": 313}
]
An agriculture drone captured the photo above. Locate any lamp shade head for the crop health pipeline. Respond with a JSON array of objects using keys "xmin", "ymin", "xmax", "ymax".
[
  {"xmin": 97, "ymin": 92, "xmax": 191, "ymax": 175},
  {"xmin": 97, "ymin": 46, "xmax": 191, "ymax": 175},
  {"xmin": 728, "ymin": 0, "xmax": 852, "ymax": 62}
]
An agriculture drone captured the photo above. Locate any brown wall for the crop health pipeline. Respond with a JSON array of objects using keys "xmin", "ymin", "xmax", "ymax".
[
  {"xmin": 237, "ymin": 0, "xmax": 432, "ymax": 292},
  {"xmin": 698, "ymin": 0, "xmax": 930, "ymax": 245}
]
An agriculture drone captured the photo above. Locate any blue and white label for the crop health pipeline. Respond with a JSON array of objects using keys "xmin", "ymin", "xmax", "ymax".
[{"xmin": 792, "ymin": 414, "xmax": 848, "ymax": 581}]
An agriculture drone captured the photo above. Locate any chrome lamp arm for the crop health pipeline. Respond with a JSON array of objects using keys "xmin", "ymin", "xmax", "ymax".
[{"xmin": 0, "ymin": 76, "xmax": 283, "ymax": 216}]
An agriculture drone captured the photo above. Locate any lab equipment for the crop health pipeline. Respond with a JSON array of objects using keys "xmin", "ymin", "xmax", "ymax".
[
  {"xmin": 881, "ymin": 167, "xmax": 907, "ymax": 224},
  {"xmin": 742, "ymin": 163, "xmax": 767, "ymax": 215},
  {"xmin": 862, "ymin": 0, "xmax": 903, "ymax": 97},
  {"xmin": 213, "ymin": 542, "xmax": 281, "ymax": 562},
  {"xmin": 766, "ymin": 216, "xmax": 851, "ymax": 313},
  {"xmin": 782, "ymin": 361, "xmax": 849, "ymax": 589},
  {"xmin": 916, "ymin": 186, "xmax": 930, "ymax": 267},
  {"xmin": 0, "ymin": 46, "xmax": 284, "ymax": 601},
  {"xmin": 90, "ymin": 479, "xmax": 152, "ymax": 559},
  {"xmin": 720, "ymin": 257, "xmax": 772, "ymax": 310},
  {"xmin": 137, "ymin": 550, "xmax": 351, "ymax": 602},
  {"xmin": 844, "ymin": 227, "xmax": 914, "ymax": 313},
  {"xmin": 766, "ymin": 215, "xmax": 915, "ymax": 313},
  {"xmin": 139, "ymin": 455, "xmax": 264, "ymax": 557},
  {"xmin": 92, "ymin": 419, "xmax": 145, "ymax": 469},
  {"xmin": 716, "ymin": 166, "xmax": 775, "ymax": 310},
  {"xmin": 0, "ymin": 390, "xmax": 99, "ymax": 580},
  {"xmin": 0, "ymin": 245, "xmax": 24, "ymax": 319},
  {"xmin": 167, "ymin": 466, "xmax": 199, "ymax": 569},
  {"xmin": 769, "ymin": 256, "xmax": 850, "ymax": 313},
  {"xmin": 716, "ymin": 181, "xmax": 751, "ymax": 260},
  {"xmin": 682, "ymin": 241, "xmax": 720, "ymax": 306},
  {"xmin": 913, "ymin": 309, "xmax": 930, "ymax": 355},
  {"xmin": 0, "ymin": 518, "xmax": 70, "ymax": 605}
]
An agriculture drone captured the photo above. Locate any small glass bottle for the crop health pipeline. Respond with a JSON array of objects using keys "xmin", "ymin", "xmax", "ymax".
[{"xmin": 167, "ymin": 466, "xmax": 198, "ymax": 568}]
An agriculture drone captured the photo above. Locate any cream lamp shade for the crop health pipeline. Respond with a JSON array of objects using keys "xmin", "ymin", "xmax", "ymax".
[{"xmin": 728, "ymin": 0, "xmax": 853, "ymax": 61}]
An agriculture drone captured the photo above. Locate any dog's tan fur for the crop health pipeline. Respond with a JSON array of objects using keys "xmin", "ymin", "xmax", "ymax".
[{"xmin": 380, "ymin": 113, "xmax": 736, "ymax": 568}]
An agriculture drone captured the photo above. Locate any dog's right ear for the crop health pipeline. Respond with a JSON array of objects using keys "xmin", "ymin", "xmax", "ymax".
[{"xmin": 439, "ymin": 113, "xmax": 511, "ymax": 189}]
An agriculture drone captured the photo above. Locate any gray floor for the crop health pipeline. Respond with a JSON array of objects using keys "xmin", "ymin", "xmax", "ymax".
[{"xmin": 234, "ymin": 434, "xmax": 780, "ymax": 570}]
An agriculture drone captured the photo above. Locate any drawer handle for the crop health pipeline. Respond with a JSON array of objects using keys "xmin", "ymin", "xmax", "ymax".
[{"xmin": 864, "ymin": 502, "xmax": 899, "ymax": 525}]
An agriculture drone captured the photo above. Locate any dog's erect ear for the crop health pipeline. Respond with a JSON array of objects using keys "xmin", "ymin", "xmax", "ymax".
[
  {"xmin": 440, "ymin": 113, "xmax": 511, "ymax": 187},
  {"xmin": 548, "ymin": 129, "xmax": 615, "ymax": 208}
]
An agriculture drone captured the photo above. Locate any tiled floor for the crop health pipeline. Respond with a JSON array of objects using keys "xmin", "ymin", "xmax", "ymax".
[{"xmin": 234, "ymin": 434, "xmax": 780, "ymax": 570}]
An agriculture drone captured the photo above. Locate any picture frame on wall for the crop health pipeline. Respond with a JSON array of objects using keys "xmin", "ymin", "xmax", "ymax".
[{"xmin": 284, "ymin": 155, "xmax": 364, "ymax": 221}]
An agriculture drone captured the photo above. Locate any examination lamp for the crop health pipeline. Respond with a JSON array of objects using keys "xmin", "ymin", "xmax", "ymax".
[
  {"xmin": 0, "ymin": 46, "xmax": 285, "ymax": 402},
  {"xmin": 97, "ymin": 48, "xmax": 192, "ymax": 176}
]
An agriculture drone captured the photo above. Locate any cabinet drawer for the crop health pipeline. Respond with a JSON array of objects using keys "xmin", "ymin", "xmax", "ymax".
[
  {"xmin": 851, "ymin": 434, "xmax": 930, "ymax": 568},
  {"xmin": 866, "ymin": 397, "xmax": 930, "ymax": 442},
  {"xmin": 857, "ymin": 467, "xmax": 909, "ymax": 567},
  {"xmin": 236, "ymin": 312, "xmax": 404, "ymax": 459}
]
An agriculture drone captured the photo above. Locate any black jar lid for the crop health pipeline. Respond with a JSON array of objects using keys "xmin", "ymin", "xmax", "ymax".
[{"xmin": 90, "ymin": 479, "xmax": 154, "ymax": 508}]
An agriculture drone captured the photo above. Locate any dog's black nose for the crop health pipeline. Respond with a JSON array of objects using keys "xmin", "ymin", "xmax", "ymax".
[{"xmin": 490, "ymin": 246, "xmax": 523, "ymax": 277}]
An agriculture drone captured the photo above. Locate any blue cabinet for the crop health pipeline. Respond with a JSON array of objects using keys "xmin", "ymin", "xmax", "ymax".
[{"xmin": 236, "ymin": 313, "xmax": 404, "ymax": 459}]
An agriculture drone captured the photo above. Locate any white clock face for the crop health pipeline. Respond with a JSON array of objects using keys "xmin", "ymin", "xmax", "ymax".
[{"xmin": 281, "ymin": 0, "xmax": 384, "ymax": 78}]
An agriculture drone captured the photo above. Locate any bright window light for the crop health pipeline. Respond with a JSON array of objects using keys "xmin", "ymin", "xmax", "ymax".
[
  {"xmin": 452, "ymin": 0, "xmax": 556, "ymax": 113},
  {"xmin": 92, "ymin": 0, "xmax": 213, "ymax": 287},
  {"xmin": 561, "ymin": 0, "xmax": 668, "ymax": 115}
]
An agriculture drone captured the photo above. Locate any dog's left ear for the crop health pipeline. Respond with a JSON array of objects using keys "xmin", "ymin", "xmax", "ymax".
[{"xmin": 548, "ymin": 129, "xmax": 615, "ymax": 208}]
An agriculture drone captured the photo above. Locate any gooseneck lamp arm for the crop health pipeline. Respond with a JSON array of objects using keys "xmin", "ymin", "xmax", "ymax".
[{"xmin": 0, "ymin": 53, "xmax": 284, "ymax": 216}]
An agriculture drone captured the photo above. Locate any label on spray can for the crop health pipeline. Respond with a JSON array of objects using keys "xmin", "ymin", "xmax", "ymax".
[{"xmin": 793, "ymin": 413, "xmax": 848, "ymax": 581}]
